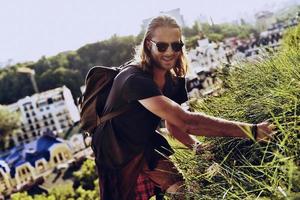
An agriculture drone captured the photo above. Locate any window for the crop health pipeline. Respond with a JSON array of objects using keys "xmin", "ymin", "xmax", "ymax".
[
  {"xmin": 59, "ymin": 153, "xmax": 63, "ymax": 161},
  {"xmin": 36, "ymin": 124, "xmax": 40, "ymax": 129},
  {"xmin": 44, "ymin": 121, "xmax": 48, "ymax": 126},
  {"xmin": 18, "ymin": 136, "xmax": 23, "ymax": 141},
  {"xmin": 26, "ymin": 113, "xmax": 30, "ymax": 118},
  {"xmin": 32, "ymin": 132, "xmax": 36, "ymax": 137},
  {"xmin": 28, "ymin": 119, "xmax": 32, "ymax": 124},
  {"xmin": 47, "ymin": 98, "xmax": 53, "ymax": 104},
  {"xmin": 37, "ymin": 162, "xmax": 45, "ymax": 171},
  {"xmin": 43, "ymin": 115, "xmax": 47, "ymax": 120},
  {"xmin": 50, "ymin": 120, "xmax": 55, "ymax": 125},
  {"xmin": 54, "ymin": 157, "xmax": 58, "ymax": 163},
  {"xmin": 60, "ymin": 92, "xmax": 65, "ymax": 100},
  {"xmin": 32, "ymin": 111, "xmax": 36, "ymax": 116},
  {"xmin": 30, "ymin": 125, "xmax": 34, "ymax": 131}
]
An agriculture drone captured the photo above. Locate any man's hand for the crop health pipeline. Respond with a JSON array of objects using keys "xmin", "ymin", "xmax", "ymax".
[{"xmin": 256, "ymin": 121, "xmax": 276, "ymax": 142}]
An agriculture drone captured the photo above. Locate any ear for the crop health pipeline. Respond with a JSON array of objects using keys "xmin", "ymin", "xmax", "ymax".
[{"xmin": 146, "ymin": 40, "xmax": 151, "ymax": 51}]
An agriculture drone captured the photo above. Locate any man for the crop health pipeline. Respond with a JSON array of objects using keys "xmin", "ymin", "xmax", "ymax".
[{"xmin": 91, "ymin": 15, "xmax": 274, "ymax": 200}]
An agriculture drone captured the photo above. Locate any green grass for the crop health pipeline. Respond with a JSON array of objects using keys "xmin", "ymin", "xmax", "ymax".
[{"xmin": 171, "ymin": 25, "xmax": 300, "ymax": 199}]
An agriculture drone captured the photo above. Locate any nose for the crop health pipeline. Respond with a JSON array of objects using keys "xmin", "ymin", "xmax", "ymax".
[{"xmin": 164, "ymin": 45, "xmax": 174, "ymax": 55}]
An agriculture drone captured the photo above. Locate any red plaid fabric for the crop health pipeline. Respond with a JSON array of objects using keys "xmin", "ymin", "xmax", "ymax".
[{"xmin": 135, "ymin": 172, "xmax": 155, "ymax": 200}]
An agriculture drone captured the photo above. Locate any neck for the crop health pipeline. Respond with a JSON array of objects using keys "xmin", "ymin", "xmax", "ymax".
[{"xmin": 153, "ymin": 67, "xmax": 167, "ymax": 90}]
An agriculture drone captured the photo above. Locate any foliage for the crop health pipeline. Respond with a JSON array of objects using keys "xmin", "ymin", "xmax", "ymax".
[
  {"xmin": 184, "ymin": 35, "xmax": 201, "ymax": 50},
  {"xmin": 75, "ymin": 186, "xmax": 98, "ymax": 200},
  {"xmin": 32, "ymin": 195, "xmax": 56, "ymax": 200},
  {"xmin": 0, "ymin": 34, "xmax": 138, "ymax": 105},
  {"xmin": 0, "ymin": 66, "xmax": 36, "ymax": 104},
  {"xmin": 182, "ymin": 21, "xmax": 201, "ymax": 38},
  {"xmin": 0, "ymin": 19, "xmax": 258, "ymax": 105},
  {"xmin": 0, "ymin": 105, "xmax": 21, "ymax": 150},
  {"xmin": 281, "ymin": 24, "xmax": 300, "ymax": 52},
  {"xmin": 200, "ymin": 22, "xmax": 258, "ymax": 42},
  {"xmin": 73, "ymin": 159, "xmax": 98, "ymax": 190},
  {"xmin": 49, "ymin": 183, "xmax": 75, "ymax": 200},
  {"xmin": 173, "ymin": 24, "xmax": 300, "ymax": 199}
]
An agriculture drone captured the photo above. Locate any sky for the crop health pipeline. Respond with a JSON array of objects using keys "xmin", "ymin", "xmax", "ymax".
[{"xmin": 0, "ymin": 0, "xmax": 299, "ymax": 65}]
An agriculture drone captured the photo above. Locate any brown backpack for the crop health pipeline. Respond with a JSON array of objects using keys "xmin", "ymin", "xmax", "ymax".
[{"xmin": 78, "ymin": 65, "xmax": 129, "ymax": 137}]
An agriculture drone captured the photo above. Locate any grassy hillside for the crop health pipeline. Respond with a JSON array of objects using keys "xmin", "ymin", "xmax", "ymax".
[{"xmin": 172, "ymin": 25, "xmax": 300, "ymax": 199}]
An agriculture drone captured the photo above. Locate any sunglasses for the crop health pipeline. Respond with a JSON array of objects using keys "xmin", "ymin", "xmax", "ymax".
[{"xmin": 149, "ymin": 39, "xmax": 184, "ymax": 52}]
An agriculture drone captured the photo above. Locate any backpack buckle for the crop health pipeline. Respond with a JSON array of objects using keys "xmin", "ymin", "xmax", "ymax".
[
  {"xmin": 83, "ymin": 131, "xmax": 92, "ymax": 147},
  {"xmin": 83, "ymin": 131, "xmax": 91, "ymax": 138}
]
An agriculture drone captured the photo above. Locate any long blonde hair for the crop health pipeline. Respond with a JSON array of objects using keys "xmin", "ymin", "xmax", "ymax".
[{"xmin": 134, "ymin": 15, "xmax": 188, "ymax": 77}]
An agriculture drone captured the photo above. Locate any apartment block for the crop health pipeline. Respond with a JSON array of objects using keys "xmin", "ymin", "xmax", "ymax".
[{"xmin": 6, "ymin": 86, "xmax": 80, "ymax": 145}]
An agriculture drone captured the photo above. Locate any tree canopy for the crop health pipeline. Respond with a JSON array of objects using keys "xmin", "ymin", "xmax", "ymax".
[
  {"xmin": 0, "ymin": 21, "xmax": 258, "ymax": 105},
  {"xmin": 0, "ymin": 105, "xmax": 20, "ymax": 150}
]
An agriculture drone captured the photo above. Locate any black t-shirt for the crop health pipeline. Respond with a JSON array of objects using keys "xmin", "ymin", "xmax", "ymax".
[{"xmin": 101, "ymin": 66, "xmax": 188, "ymax": 166}]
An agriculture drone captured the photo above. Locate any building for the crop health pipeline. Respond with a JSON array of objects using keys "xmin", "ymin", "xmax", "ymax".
[
  {"xmin": 186, "ymin": 38, "xmax": 228, "ymax": 98},
  {"xmin": 188, "ymin": 39, "xmax": 229, "ymax": 75},
  {"xmin": 6, "ymin": 86, "xmax": 80, "ymax": 145},
  {"xmin": 141, "ymin": 8, "xmax": 185, "ymax": 30},
  {"xmin": 0, "ymin": 133, "xmax": 90, "ymax": 197},
  {"xmin": 255, "ymin": 11, "xmax": 275, "ymax": 32}
]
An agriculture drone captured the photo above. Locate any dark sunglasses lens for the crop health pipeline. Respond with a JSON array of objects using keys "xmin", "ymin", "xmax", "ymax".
[
  {"xmin": 156, "ymin": 42, "xmax": 169, "ymax": 52},
  {"xmin": 171, "ymin": 42, "xmax": 183, "ymax": 52}
]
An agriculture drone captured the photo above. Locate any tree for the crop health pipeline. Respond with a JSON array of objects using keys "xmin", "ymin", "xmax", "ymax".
[
  {"xmin": 185, "ymin": 35, "xmax": 201, "ymax": 50},
  {"xmin": 183, "ymin": 21, "xmax": 201, "ymax": 38},
  {"xmin": 73, "ymin": 159, "xmax": 97, "ymax": 190},
  {"xmin": 0, "ymin": 66, "xmax": 35, "ymax": 104},
  {"xmin": 50, "ymin": 183, "xmax": 75, "ymax": 200},
  {"xmin": 38, "ymin": 67, "xmax": 83, "ymax": 99},
  {"xmin": 0, "ymin": 105, "xmax": 21, "ymax": 150},
  {"xmin": 75, "ymin": 186, "xmax": 98, "ymax": 200},
  {"xmin": 207, "ymin": 33, "xmax": 224, "ymax": 42},
  {"xmin": 10, "ymin": 192, "xmax": 33, "ymax": 200}
]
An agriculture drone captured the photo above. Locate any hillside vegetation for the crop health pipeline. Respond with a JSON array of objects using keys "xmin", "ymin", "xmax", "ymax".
[{"xmin": 172, "ymin": 24, "xmax": 300, "ymax": 199}]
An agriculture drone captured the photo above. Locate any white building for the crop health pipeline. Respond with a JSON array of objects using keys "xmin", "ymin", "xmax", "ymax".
[
  {"xmin": 188, "ymin": 39, "xmax": 229, "ymax": 76},
  {"xmin": 186, "ymin": 39, "xmax": 228, "ymax": 98},
  {"xmin": 141, "ymin": 8, "xmax": 185, "ymax": 30},
  {"xmin": 255, "ymin": 11, "xmax": 275, "ymax": 32},
  {"xmin": 6, "ymin": 86, "xmax": 80, "ymax": 145}
]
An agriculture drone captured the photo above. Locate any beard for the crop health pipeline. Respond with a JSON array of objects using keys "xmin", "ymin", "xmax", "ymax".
[{"xmin": 149, "ymin": 54, "xmax": 178, "ymax": 71}]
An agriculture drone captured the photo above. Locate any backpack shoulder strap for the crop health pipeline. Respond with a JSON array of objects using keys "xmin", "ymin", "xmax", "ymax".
[
  {"xmin": 98, "ymin": 105, "xmax": 130, "ymax": 125},
  {"xmin": 96, "ymin": 62, "xmax": 136, "ymax": 125}
]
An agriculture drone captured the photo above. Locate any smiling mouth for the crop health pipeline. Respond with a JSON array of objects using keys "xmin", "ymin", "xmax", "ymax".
[{"xmin": 162, "ymin": 57, "xmax": 174, "ymax": 62}]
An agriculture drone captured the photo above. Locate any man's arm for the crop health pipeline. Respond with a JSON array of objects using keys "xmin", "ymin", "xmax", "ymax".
[
  {"xmin": 165, "ymin": 121, "xmax": 199, "ymax": 149},
  {"xmin": 139, "ymin": 95, "xmax": 273, "ymax": 140}
]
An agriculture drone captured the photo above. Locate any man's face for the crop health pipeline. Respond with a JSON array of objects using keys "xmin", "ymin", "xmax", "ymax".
[{"xmin": 148, "ymin": 27, "xmax": 182, "ymax": 71}]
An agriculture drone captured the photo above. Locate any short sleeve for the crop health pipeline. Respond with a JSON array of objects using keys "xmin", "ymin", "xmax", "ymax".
[{"xmin": 122, "ymin": 73, "xmax": 162, "ymax": 102}]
